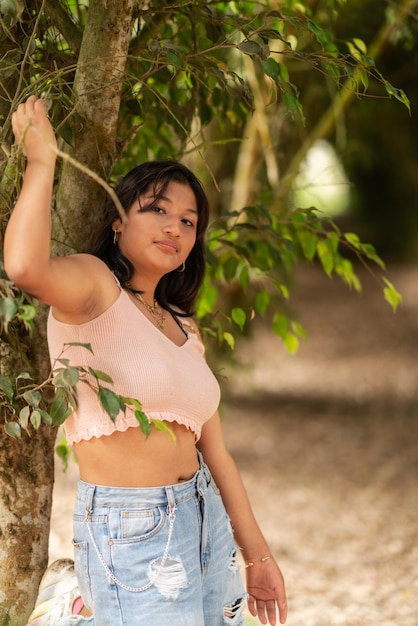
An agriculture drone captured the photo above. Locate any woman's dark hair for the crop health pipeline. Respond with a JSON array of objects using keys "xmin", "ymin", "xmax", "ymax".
[{"xmin": 91, "ymin": 160, "xmax": 210, "ymax": 315}]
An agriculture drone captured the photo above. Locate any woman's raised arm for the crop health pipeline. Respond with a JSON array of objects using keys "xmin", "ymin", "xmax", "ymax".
[{"xmin": 4, "ymin": 96, "xmax": 110, "ymax": 316}]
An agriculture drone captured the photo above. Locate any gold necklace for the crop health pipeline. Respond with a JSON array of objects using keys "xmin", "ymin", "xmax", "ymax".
[{"xmin": 134, "ymin": 292, "xmax": 166, "ymax": 330}]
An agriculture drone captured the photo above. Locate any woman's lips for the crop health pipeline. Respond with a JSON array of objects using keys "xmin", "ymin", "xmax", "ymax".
[{"xmin": 154, "ymin": 239, "xmax": 178, "ymax": 253}]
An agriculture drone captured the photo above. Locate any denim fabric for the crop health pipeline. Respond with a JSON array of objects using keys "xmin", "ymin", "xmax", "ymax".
[{"xmin": 59, "ymin": 455, "xmax": 246, "ymax": 625}]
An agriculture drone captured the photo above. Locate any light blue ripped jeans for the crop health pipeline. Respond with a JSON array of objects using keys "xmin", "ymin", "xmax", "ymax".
[{"xmin": 61, "ymin": 453, "xmax": 246, "ymax": 625}]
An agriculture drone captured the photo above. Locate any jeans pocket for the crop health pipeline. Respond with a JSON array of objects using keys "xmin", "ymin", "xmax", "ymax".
[
  {"xmin": 109, "ymin": 506, "xmax": 166, "ymax": 544},
  {"xmin": 73, "ymin": 540, "xmax": 93, "ymax": 610},
  {"xmin": 121, "ymin": 507, "xmax": 164, "ymax": 540}
]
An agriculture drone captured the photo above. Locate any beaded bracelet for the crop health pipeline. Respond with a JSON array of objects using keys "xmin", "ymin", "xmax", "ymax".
[{"xmin": 245, "ymin": 556, "xmax": 271, "ymax": 568}]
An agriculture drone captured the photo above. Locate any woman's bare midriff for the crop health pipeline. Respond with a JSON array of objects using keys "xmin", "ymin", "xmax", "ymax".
[{"xmin": 73, "ymin": 422, "xmax": 200, "ymax": 487}]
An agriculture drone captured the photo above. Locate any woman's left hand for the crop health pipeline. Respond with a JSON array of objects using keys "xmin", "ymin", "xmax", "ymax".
[{"xmin": 246, "ymin": 557, "xmax": 287, "ymax": 625}]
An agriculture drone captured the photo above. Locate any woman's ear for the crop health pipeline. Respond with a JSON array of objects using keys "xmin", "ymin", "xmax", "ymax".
[{"xmin": 112, "ymin": 217, "xmax": 122, "ymax": 233}]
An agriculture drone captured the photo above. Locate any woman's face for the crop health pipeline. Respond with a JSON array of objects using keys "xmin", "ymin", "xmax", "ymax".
[{"xmin": 113, "ymin": 181, "xmax": 198, "ymax": 280}]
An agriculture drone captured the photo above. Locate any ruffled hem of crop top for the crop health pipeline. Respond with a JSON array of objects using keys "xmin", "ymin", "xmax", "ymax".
[{"xmin": 66, "ymin": 411, "xmax": 210, "ymax": 445}]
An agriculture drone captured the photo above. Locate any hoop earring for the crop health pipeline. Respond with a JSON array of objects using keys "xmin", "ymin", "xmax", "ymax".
[
  {"xmin": 176, "ymin": 262, "xmax": 185, "ymax": 273},
  {"xmin": 113, "ymin": 230, "xmax": 120, "ymax": 245}
]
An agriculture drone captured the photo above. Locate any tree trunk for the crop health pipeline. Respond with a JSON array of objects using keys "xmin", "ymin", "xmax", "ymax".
[
  {"xmin": 0, "ymin": 302, "xmax": 56, "ymax": 623},
  {"xmin": 0, "ymin": 1, "xmax": 138, "ymax": 620},
  {"xmin": 0, "ymin": 425, "xmax": 56, "ymax": 626},
  {"xmin": 54, "ymin": 0, "xmax": 138, "ymax": 253}
]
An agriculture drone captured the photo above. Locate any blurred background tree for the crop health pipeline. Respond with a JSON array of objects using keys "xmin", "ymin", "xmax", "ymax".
[{"xmin": 336, "ymin": 0, "xmax": 418, "ymax": 260}]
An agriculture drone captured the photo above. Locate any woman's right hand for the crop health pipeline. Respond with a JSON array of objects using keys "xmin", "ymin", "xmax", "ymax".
[{"xmin": 12, "ymin": 95, "xmax": 57, "ymax": 165}]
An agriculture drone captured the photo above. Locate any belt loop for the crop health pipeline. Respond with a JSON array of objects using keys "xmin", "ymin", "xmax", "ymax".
[
  {"xmin": 165, "ymin": 486, "xmax": 176, "ymax": 517},
  {"xmin": 84, "ymin": 484, "xmax": 95, "ymax": 521},
  {"xmin": 198, "ymin": 451, "xmax": 211, "ymax": 487},
  {"xmin": 196, "ymin": 456, "xmax": 206, "ymax": 498},
  {"xmin": 196, "ymin": 449, "xmax": 204, "ymax": 467}
]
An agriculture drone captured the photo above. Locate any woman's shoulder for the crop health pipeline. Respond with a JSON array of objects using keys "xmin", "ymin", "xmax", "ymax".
[
  {"xmin": 171, "ymin": 308, "xmax": 203, "ymax": 342},
  {"xmin": 181, "ymin": 316, "xmax": 200, "ymax": 336},
  {"xmin": 66, "ymin": 253, "xmax": 119, "ymax": 287}
]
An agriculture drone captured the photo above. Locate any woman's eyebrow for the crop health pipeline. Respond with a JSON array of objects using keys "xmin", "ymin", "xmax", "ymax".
[{"xmin": 144, "ymin": 193, "xmax": 198, "ymax": 215}]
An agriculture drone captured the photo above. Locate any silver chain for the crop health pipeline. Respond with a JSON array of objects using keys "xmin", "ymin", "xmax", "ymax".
[{"xmin": 85, "ymin": 505, "xmax": 176, "ymax": 593}]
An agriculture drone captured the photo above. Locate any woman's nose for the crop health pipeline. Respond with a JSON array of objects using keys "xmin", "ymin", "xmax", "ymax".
[{"xmin": 163, "ymin": 219, "xmax": 180, "ymax": 235}]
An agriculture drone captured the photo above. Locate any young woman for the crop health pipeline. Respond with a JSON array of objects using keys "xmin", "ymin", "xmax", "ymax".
[{"xmin": 5, "ymin": 96, "xmax": 287, "ymax": 626}]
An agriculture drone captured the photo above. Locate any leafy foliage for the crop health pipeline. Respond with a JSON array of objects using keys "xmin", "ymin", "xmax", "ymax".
[
  {"xmin": 0, "ymin": 341, "xmax": 163, "ymax": 441},
  {"xmin": 197, "ymin": 203, "xmax": 401, "ymax": 353},
  {"xmin": 0, "ymin": 0, "xmax": 408, "ymax": 440}
]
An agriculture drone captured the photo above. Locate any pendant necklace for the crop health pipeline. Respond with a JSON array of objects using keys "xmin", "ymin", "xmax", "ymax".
[
  {"xmin": 126, "ymin": 285, "xmax": 165, "ymax": 330},
  {"xmin": 136, "ymin": 293, "xmax": 166, "ymax": 330}
]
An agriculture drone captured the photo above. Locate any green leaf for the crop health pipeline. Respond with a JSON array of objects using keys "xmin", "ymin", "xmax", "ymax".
[
  {"xmin": 325, "ymin": 62, "xmax": 341, "ymax": 81},
  {"xmin": 152, "ymin": 419, "xmax": 176, "ymax": 442},
  {"xmin": 223, "ymin": 332, "xmax": 235, "ymax": 350},
  {"xmin": 98, "ymin": 388, "xmax": 123, "ymax": 421},
  {"xmin": 56, "ymin": 359, "xmax": 71, "ymax": 367},
  {"xmin": 55, "ymin": 439, "xmax": 71, "ymax": 471},
  {"xmin": 53, "ymin": 368, "xmax": 79, "ymax": 389},
  {"xmin": 284, "ymin": 332, "xmax": 299, "ymax": 354},
  {"xmin": 19, "ymin": 405, "xmax": 30, "ymax": 429},
  {"xmin": 196, "ymin": 281, "xmax": 218, "ymax": 318},
  {"xmin": 272, "ymin": 313, "xmax": 289, "ymax": 340},
  {"xmin": 4, "ymin": 422, "xmax": 21, "ymax": 439},
  {"xmin": 327, "ymin": 231, "xmax": 340, "ymax": 254},
  {"xmin": 258, "ymin": 28, "xmax": 286, "ymax": 43},
  {"xmin": 0, "ymin": 375, "xmax": 14, "ymax": 402},
  {"xmin": 239, "ymin": 266, "xmax": 250, "ymax": 289},
  {"xmin": 345, "ymin": 40, "xmax": 362, "ymax": 62},
  {"xmin": 344, "ymin": 232, "xmax": 361, "ymax": 250},
  {"xmin": 231, "ymin": 307, "xmax": 246, "ymax": 332},
  {"xmin": 383, "ymin": 80, "xmax": 411, "ymax": 112},
  {"xmin": 383, "ymin": 279, "xmax": 402, "ymax": 312},
  {"xmin": 50, "ymin": 389, "xmax": 73, "ymax": 425},
  {"xmin": 352, "ymin": 38, "xmax": 367, "ymax": 54},
  {"xmin": 361, "ymin": 244, "xmax": 385, "ymax": 269},
  {"xmin": 16, "ymin": 372, "xmax": 32, "ymax": 380},
  {"xmin": 278, "ymin": 283, "xmax": 290, "ymax": 300},
  {"xmin": 255, "ymin": 291, "xmax": 270, "ymax": 316},
  {"xmin": 298, "ymin": 231, "xmax": 318, "ymax": 260},
  {"xmin": 335, "ymin": 258, "xmax": 362, "ymax": 292},
  {"xmin": 30, "ymin": 410, "xmax": 41, "ymax": 429},
  {"xmin": 291, "ymin": 321, "xmax": 307, "ymax": 341},
  {"xmin": 88, "ymin": 368, "xmax": 114, "ymax": 384},
  {"xmin": 317, "ymin": 240, "xmax": 334, "ymax": 277},
  {"xmin": 135, "ymin": 409, "xmax": 151, "ymax": 438},
  {"xmin": 263, "ymin": 57, "xmax": 289, "ymax": 82},
  {"xmin": 282, "ymin": 91, "xmax": 305, "ymax": 124},
  {"xmin": 359, "ymin": 69, "xmax": 369, "ymax": 92},
  {"xmin": 64, "ymin": 342, "xmax": 94, "ymax": 353},
  {"xmin": 39, "ymin": 409, "xmax": 52, "ymax": 426},
  {"xmin": 0, "ymin": 297, "xmax": 18, "ymax": 330},
  {"xmin": 18, "ymin": 303, "xmax": 36, "ymax": 323},
  {"xmin": 223, "ymin": 256, "xmax": 239, "ymax": 281},
  {"xmin": 237, "ymin": 40, "xmax": 265, "ymax": 59},
  {"xmin": 62, "ymin": 367, "xmax": 80, "ymax": 386},
  {"xmin": 23, "ymin": 389, "xmax": 42, "ymax": 409},
  {"xmin": 307, "ymin": 17, "xmax": 332, "ymax": 46}
]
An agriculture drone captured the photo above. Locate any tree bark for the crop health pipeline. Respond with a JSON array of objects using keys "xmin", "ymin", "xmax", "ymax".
[
  {"xmin": 54, "ymin": 0, "xmax": 138, "ymax": 253},
  {"xmin": 0, "ymin": 1, "xmax": 138, "ymax": 620},
  {"xmin": 0, "ymin": 425, "xmax": 56, "ymax": 626}
]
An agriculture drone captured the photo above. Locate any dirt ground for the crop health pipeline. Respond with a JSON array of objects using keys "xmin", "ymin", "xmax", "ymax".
[{"xmin": 50, "ymin": 264, "xmax": 418, "ymax": 626}]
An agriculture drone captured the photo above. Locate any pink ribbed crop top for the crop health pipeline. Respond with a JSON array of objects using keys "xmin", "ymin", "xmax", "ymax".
[{"xmin": 47, "ymin": 288, "xmax": 221, "ymax": 444}]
